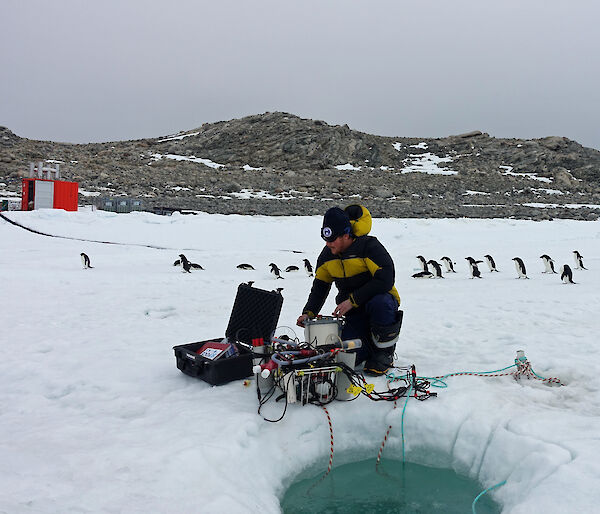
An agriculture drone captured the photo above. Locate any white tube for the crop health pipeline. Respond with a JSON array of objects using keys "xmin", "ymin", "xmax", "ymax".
[{"xmin": 340, "ymin": 339, "xmax": 362, "ymax": 350}]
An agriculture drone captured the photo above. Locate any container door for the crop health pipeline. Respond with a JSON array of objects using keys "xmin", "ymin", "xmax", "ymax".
[
  {"xmin": 34, "ymin": 180, "xmax": 54, "ymax": 209},
  {"xmin": 53, "ymin": 181, "xmax": 79, "ymax": 211}
]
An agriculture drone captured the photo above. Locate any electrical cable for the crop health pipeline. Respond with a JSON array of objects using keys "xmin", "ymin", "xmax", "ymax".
[
  {"xmin": 400, "ymin": 384, "xmax": 412, "ymax": 463},
  {"xmin": 408, "ymin": 363, "xmax": 519, "ymax": 389},
  {"xmin": 414, "ymin": 360, "xmax": 563, "ymax": 388},
  {"xmin": 306, "ymin": 405, "xmax": 335, "ymax": 496},
  {"xmin": 472, "ymin": 479, "xmax": 506, "ymax": 514},
  {"xmin": 257, "ymin": 374, "xmax": 289, "ymax": 423}
]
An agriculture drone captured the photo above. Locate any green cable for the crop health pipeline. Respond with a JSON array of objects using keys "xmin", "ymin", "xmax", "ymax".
[
  {"xmin": 472, "ymin": 479, "xmax": 506, "ymax": 513},
  {"xmin": 386, "ymin": 363, "xmax": 517, "ymax": 387},
  {"xmin": 400, "ymin": 384, "xmax": 412, "ymax": 462},
  {"xmin": 388, "ymin": 360, "xmax": 562, "ymax": 387},
  {"xmin": 427, "ymin": 377, "xmax": 448, "ymax": 388},
  {"xmin": 421, "ymin": 363, "xmax": 518, "ymax": 388}
]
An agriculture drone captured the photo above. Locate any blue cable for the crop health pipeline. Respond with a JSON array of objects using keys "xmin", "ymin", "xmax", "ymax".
[
  {"xmin": 386, "ymin": 363, "xmax": 518, "ymax": 389},
  {"xmin": 472, "ymin": 479, "xmax": 506, "ymax": 514},
  {"xmin": 420, "ymin": 363, "xmax": 518, "ymax": 389},
  {"xmin": 400, "ymin": 383, "xmax": 412, "ymax": 462}
]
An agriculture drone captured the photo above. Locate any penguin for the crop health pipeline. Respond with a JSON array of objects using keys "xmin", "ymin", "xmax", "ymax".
[
  {"xmin": 540, "ymin": 254, "xmax": 557, "ymax": 274},
  {"xmin": 237, "ymin": 263, "xmax": 255, "ymax": 270},
  {"xmin": 303, "ymin": 258, "xmax": 314, "ymax": 277},
  {"xmin": 285, "ymin": 265, "xmax": 300, "ymax": 272},
  {"xmin": 412, "ymin": 271, "xmax": 434, "ymax": 279},
  {"xmin": 269, "ymin": 263, "xmax": 284, "ymax": 279},
  {"xmin": 416, "ymin": 255, "xmax": 429, "ymax": 272},
  {"xmin": 512, "ymin": 257, "xmax": 528, "ymax": 279},
  {"xmin": 465, "ymin": 257, "xmax": 482, "ymax": 279},
  {"xmin": 573, "ymin": 251, "xmax": 587, "ymax": 270},
  {"xmin": 440, "ymin": 256, "xmax": 457, "ymax": 273},
  {"xmin": 177, "ymin": 254, "xmax": 203, "ymax": 271},
  {"xmin": 179, "ymin": 254, "xmax": 192, "ymax": 273},
  {"xmin": 483, "ymin": 254, "xmax": 499, "ymax": 272},
  {"xmin": 80, "ymin": 252, "xmax": 93, "ymax": 269},
  {"xmin": 560, "ymin": 264, "xmax": 576, "ymax": 284},
  {"xmin": 427, "ymin": 259, "xmax": 444, "ymax": 278}
]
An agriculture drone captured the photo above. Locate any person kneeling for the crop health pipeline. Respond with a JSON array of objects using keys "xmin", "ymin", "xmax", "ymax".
[{"xmin": 296, "ymin": 205, "xmax": 403, "ymax": 376}]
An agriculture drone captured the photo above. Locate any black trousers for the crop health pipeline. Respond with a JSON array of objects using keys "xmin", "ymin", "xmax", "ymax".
[{"xmin": 341, "ymin": 293, "xmax": 399, "ymax": 363}]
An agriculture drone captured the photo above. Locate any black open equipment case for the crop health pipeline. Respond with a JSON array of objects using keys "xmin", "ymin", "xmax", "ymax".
[{"xmin": 173, "ymin": 283, "xmax": 283, "ymax": 385}]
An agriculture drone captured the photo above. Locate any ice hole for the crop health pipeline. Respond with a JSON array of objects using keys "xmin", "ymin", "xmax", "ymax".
[{"xmin": 281, "ymin": 456, "xmax": 501, "ymax": 513}]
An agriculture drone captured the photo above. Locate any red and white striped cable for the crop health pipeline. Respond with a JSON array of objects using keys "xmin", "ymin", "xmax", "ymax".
[
  {"xmin": 323, "ymin": 405, "xmax": 334, "ymax": 476},
  {"xmin": 376, "ymin": 398, "xmax": 398, "ymax": 468}
]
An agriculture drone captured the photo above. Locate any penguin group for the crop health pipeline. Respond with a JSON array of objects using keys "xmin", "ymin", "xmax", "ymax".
[
  {"xmin": 234, "ymin": 259, "xmax": 314, "ymax": 279},
  {"xmin": 78, "ymin": 247, "xmax": 588, "ymax": 287},
  {"xmin": 173, "ymin": 254, "xmax": 204, "ymax": 272},
  {"xmin": 172, "ymin": 252, "xmax": 315, "ymax": 278},
  {"xmin": 410, "ymin": 250, "xmax": 588, "ymax": 284}
]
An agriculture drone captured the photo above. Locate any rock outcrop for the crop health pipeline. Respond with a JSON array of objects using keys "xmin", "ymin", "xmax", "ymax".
[{"xmin": 1, "ymin": 112, "xmax": 599, "ymax": 220}]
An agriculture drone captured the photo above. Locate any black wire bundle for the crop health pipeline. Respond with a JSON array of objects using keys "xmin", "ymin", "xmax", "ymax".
[
  {"xmin": 257, "ymin": 353, "xmax": 340, "ymax": 422},
  {"xmin": 336, "ymin": 363, "xmax": 436, "ymax": 402},
  {"xmin": 257, "ymin": 371, "xmax": 292, "ymax": 423},
  {"xmin": 257, "ymin": 357, "xmax": 437, "ymax": 422}
]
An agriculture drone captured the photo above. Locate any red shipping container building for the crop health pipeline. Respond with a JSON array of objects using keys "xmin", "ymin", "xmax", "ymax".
[{"xmin": 21, "ymin": 178, "xmax": 79, "ymax": 211}]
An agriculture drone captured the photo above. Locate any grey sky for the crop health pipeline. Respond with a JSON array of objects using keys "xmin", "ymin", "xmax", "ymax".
[{"xmin": 2, "ymin": 0, "xmax": 599, "ymax": 150}]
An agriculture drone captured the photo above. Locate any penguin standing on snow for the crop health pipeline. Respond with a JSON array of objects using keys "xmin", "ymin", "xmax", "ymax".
[
  {"xmin": 440, "ymin": 256, "xmax": 457, "ymax": 273},
  {"xmin": 512, "ymin": 257, "xmax": 529, "ymax": 279},
  {"xmin": 303, "ymin": 258, "xmax": 314, "ymax": 277},
  {"xmin": 269, "ymin": 263, "xmax": 284, "ymax": 279},
  {"xmin": 483, "ymin": 254, "xmax": 499, "ymax": 272},
  {"xmin": 539, "ymin": 254, "xmax": 557, "ymax": 273},
  {"xmin": 427, "ymin": 259, "xmax": 444, "ymax": 278},
  {"xmin": 80, "ymin": 253, "xmax": 93, "ymax": 269},
  {"xmin": 573, "ymin": 251, "xmax": 587, "ymax": 270},
  {"xmin": 465, "ymin": 257, "xmax": 482, "ymax": 278},
  {"xmin": 179, "ymin": 254, "xmax": 192, "ymax": 273},
  {"xmin": 416, "ymin": 255, "xmax": 429, "ymax": 273},
  {"xmin": 560, "ymin": 264, "xmax": 576, "ymax": 284}
]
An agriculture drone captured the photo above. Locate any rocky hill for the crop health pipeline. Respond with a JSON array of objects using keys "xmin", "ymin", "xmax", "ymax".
[{"xmin": 1, "ymin": 112, "xmax": 600, "ymax": 219}]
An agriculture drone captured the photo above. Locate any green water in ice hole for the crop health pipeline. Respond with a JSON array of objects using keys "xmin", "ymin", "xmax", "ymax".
[{"xmin": 281, "ymin": 458, "xmax": 502, "ymax": 514}]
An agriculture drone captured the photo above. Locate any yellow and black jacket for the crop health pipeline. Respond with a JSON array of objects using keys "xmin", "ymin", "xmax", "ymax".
[{"xmin": 302, "ymin": 235, "xmax": 400, "ymax": 317}]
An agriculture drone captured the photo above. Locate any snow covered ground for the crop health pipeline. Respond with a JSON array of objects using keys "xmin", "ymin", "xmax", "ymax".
[{"xmin": 1, "ymin": 209, "xmax": 599, "ymax": 513}]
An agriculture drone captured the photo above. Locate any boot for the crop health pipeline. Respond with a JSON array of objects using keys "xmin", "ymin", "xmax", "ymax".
[
  {"xmin": 364, "ymin": 310, "xmax": 403, "ymax": 376},
  {"xmin": 363, "ymin": 345, "xmax": 396, "ymax": 376}
]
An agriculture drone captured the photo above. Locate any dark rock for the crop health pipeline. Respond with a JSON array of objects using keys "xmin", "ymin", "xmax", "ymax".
[{"xmin": 1, "ymin": 112, "xmax": 599, "ymax": 220}]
